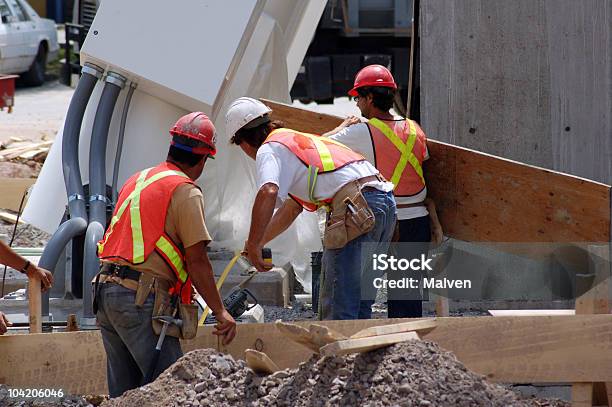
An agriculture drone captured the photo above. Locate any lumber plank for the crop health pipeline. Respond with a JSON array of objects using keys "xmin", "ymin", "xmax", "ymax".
[
  {"xmin": 274, "ymin": 320, "xmax": 320, "ymax": 353},
  {"xmin": 28, "ymin": 276, "xmax": 41, "ymax": 334},
  {"xmin": 308, "ymin": 324, "xmax": 347, "ymax": 348},
  {"xmin": 262, "ymin": 99, "xmax": 611, "ymax": 243},
  {"xmin": 320, "ymin": 331, "xmax": 420, "ymax": 356},
  {"xmin": 350, "ymin": 319, "xmax": 436, "ymax": 338},
  {"xmin": 245, "ymin": 349, "xmax": 280, "ymax": 375},
  {"xmin": 0, "ymin": 178, "xmax": 35, "ymax": 212},
  {"xmin": 488, "ymin": 309, "xmax": 575, "ymax": 317},
  {"xmin": 0, "ymin": 210, "xmax": 25, "ymax": 224}
]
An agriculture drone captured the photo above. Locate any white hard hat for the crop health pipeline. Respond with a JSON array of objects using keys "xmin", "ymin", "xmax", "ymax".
[{"xmin": 225, "ymin": 97, "xmax": 272, "ymax": 139}]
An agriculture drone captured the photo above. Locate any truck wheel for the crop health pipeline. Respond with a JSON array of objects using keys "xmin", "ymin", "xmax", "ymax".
[{"xmin": 22, "ymin": 44, "xmax": 47, "ymax": 86}]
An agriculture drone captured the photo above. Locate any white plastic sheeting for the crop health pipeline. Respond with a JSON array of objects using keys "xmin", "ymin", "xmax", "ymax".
[{"xmin": 23, "ymin": 0, "xmax": 326, "ymax": 291}]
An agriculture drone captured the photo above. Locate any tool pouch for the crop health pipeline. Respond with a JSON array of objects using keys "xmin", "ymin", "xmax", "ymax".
[
  {"xmin": 323, "ymin": 181, "xmax": 375, "ymax": 249},
  {"xmin": 152, "ymin": 283, "xmax": 198, "ymax": 340}
]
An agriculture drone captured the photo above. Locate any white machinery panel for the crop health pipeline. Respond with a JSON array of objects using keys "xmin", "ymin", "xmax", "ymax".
[{"xmin": 81, "ymin": 0, "xmax": 262, "ymax": 112}]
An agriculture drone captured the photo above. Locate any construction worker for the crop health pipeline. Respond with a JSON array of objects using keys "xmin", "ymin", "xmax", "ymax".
[
  {"xmin": 95, "ymin": 112, "xmax": 236, "ymax": 397},
  {"xmin": 0, "ymin": 240, "xmax": 53, "ymax": 335},
  {"xmin": 225, "ymin": 97, "xmax": 396, "ymax": 320},
  {"xmin": 323, "ymin": 64, "xmax": 439, "ymax": 318}
]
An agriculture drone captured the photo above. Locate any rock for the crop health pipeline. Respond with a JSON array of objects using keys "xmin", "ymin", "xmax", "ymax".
[{"xmin": 194, "ymin": 382, "xmax": 206, "ymax": 393}]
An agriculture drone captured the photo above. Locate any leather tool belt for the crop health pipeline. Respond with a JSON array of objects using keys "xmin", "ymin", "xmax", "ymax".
[
  {"xmin": 100, "ymin": 263, "xmax": 141, "ymax": 282},
  {"xmin": 323, "ymin": 174, "xmax": 383, "ymax": 249}
]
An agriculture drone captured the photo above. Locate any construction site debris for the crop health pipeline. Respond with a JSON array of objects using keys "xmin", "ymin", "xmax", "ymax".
[
  {"xmin": 0, "ymin": 222, "xmax": 51, "ymax": 247},
  {"xmin": 102, "ymin": 341, "xmax": 568, "ymax": 407}
]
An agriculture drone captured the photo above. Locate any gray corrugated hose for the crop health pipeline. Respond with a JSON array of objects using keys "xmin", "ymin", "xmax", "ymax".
[
  {"xmin": 40, "ymin": 63, "xmax": 103, "ymax": 316},
  {"xmin": 82, "ymin": 72, "xmax": 126, "ymax": 326}
]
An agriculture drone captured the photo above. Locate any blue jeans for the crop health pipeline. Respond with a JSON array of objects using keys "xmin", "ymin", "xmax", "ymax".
[
  {"xmin": 96, "ymin": 283, "xmax": 182, "ymax": 397},
  {"xmin": 320, "ymin": 189, "xmax": 396, "ymax": 320}
]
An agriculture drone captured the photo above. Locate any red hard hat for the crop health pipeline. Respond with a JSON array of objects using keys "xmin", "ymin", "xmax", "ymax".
[
  {"xmin": 348, "ymin": 64, "xmax": 397, "ymax": 96},
  {"xmin": 169, "ymin": 112, "xmax": 217, "ymax": 156}
]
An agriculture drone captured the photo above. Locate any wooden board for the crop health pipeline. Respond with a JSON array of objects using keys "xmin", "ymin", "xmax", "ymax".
[
  {"xmin": 0, "ymin": 178, "xmax": 35, "ymax": 212},
  {"xmin": 245, "ymin": 349, "xmax": 279, "ymax": 374},
  {"xmin": 6, "ymin": 316, "xmax": 612, "ymax": 394},
  {"xmin": 320, "ymin": 331, "xmax": 420, "ymax": 356},
  {"xmin": 488, "ymin": 309, "xmax": 575, "ymax": 317},
  {"xmin": 350, "ymin": 319, "xmax": 436, "ymax": 338},
  {"xmin": 262, "ymin": 99, "xmax": 611, "ymax": 243}
]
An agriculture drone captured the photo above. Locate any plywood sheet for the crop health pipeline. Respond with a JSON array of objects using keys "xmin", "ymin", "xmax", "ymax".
[
  {"xmin": 263, "ymin": 99, "xmax": 611, "ymax": 243},
  {"xmin": 0, "ymin": 177, "xmax": 34, "ymax": 212}
]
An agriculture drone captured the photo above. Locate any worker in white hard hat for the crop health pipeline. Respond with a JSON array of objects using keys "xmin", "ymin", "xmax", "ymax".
[
  {"xmin": 226, "ymin": 97, "xmax": 397, "ymax": 320},
  {"xmin": 0, "ymin": 239, "xmax": 53, "ymax": 334}
]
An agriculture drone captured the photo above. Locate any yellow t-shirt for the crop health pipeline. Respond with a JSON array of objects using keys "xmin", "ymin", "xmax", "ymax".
[{"xmin": 100, "ymin": 183, "xmax": 211, "ymax": 289}]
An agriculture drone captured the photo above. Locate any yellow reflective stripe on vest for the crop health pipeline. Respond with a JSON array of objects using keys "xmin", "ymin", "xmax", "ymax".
[
  {"xmin": 98, "ymin": 169, "xmax": 189, "ymax": 260},
  {"xmin": 267, "ymin": 128, "xmax": 338, "ymax": 171},
  {"xmin": 130, "ymin": 169, "xmax": 149, "ymax": 262},
  {"xmin": 369, "ymin": 118, "xmax": 425, "ymax": 187},
  {"xmin": 155, "ymin": 235, "xmax": 187, "ymax": 283}
]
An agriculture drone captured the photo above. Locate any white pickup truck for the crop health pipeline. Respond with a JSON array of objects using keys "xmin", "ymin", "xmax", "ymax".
[{"xmin": 0, "ymin": 0, "xmax": 58, "ymax": 86}]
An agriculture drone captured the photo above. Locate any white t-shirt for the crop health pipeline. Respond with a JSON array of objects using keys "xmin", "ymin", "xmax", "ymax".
[
  {"xmin": 329, "ymin": 121, "xmax": 429, "ymax": 220},
  {"xmin": 256, "ymin": 142, "xmax": 394, "ymax": 207}
]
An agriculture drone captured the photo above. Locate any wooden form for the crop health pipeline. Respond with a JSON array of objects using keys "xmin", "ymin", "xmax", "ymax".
[
  {"xmin": 262, "ymin": 99, "xmax": 611, "ymax": 244},
  {"xmin": 4, "ymin": 316, "xmax": 612, "ymax": 395},
  {"xmin": 571, "ymin": 245, "xmax": 611, "ymax": 406}
]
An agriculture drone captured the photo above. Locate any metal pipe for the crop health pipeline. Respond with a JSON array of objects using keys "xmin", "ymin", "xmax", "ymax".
[
  {"xmin": 81, "ymin": 72, "xmax": 126, "ymax": 326},
  {"xmin": 40, "ymin": 64, "xmax": 103, "ymax": 316},
  {"xmin": 112, "ymin": 81, "xmax": 137, "ymax": 204}
]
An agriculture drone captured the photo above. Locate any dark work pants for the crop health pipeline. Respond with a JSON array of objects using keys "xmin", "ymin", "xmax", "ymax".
[
  {"xmin": 95, "ymin": 283, "xmax": 183, "ymax": 397},
  {"xmin": 387, "ymin": 215, "xmax": 431, "ymax": 318}
]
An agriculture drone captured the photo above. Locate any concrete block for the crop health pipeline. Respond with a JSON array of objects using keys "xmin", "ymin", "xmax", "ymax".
[
  {"xmin": 214, "ymin": 266, "xmax": 289, "ymax": 307},
  {"xmin": 238, "ymin": 304, "xmax": 265, "ymax": 324}
]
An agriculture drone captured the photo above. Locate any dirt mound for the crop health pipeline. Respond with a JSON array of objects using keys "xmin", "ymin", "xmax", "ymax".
[{"xmin": 103, "ymin": 341, "xmax": 568, "ymax": 407}]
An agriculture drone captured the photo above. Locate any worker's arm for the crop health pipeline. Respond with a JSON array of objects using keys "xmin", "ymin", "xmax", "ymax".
[
  {"xmin": 0, "ymin": 240, "xmax": 53, "ymax": 291},
  {"xmin": 321, "ymin": 116, "xmax": 361, "ymax": 137},
  {"xmin": 246, "ymin": 183, "xmax": 279, "ymax": 272},
  {"xmin": 0, "ymin": 311, "xmax": 11, "ymax": 335},
  {"xmin": 185, "ymin": 241, "xmax": 236, "ymax": 345},
  {"xmin": 261, "ymin": 198, "xmax": 303, "ymax": 245}
]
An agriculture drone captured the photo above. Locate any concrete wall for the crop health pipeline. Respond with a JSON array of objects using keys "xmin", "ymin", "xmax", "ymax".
[{"xmin": 420, "ymin": 0, "xmax": 612, "ymax": 185}]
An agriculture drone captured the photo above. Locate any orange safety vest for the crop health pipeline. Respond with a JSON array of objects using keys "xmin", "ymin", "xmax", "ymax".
[
  {"xmin": 263, "ymin": 128, "xmax": 366, "ymax": 212},
  {"xmin": 367, "ymin": 118, "xmax": 427, "ymax": 197},
  {"xmin": 97, "ymin": 162, "xmax": 194, "ymax": 304}
]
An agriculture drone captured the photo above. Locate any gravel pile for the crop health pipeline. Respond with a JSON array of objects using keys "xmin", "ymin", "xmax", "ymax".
[{"xmin": 102, "ymin": 340, "xmax": 568, "ymax": 407}]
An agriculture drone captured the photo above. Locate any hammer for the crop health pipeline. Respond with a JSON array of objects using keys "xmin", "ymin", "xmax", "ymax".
[{"xmin": 145, "ymin": 315, "xmax": 182, "ymax": 383}]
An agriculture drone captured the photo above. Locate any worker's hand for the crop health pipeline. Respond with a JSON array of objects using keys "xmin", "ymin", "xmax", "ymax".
[
  {"xmin": 0, "ymin": 311, "xmax": 11, "ymax": 335},
  {"xmin": 245, "ymin": 242, "xmax": 273, "ymax": 273},
  {"xmin": 213, "ymin": 309, "xmax": 237, "ymax": 346},
  {"xmin": 341, "ymin": 115, "xmax": 361, "ymax": 128},
  {"xmin": 26, "ymin": 265, "xmax": 53, "ymax": 292}
]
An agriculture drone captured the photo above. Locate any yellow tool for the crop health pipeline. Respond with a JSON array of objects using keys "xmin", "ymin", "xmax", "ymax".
[{"xmin": 197, "ymin": 248, "xmax": 273, "ymax": 326}]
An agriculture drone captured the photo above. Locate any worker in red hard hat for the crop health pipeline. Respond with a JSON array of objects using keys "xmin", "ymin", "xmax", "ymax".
[
  {"xmin": 95, "ymin": 112, "xmax": 236, "ymax": 397},
  {"xmin": 323, "ymin": 64, "xmax": 443, "ymax": 319}
]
